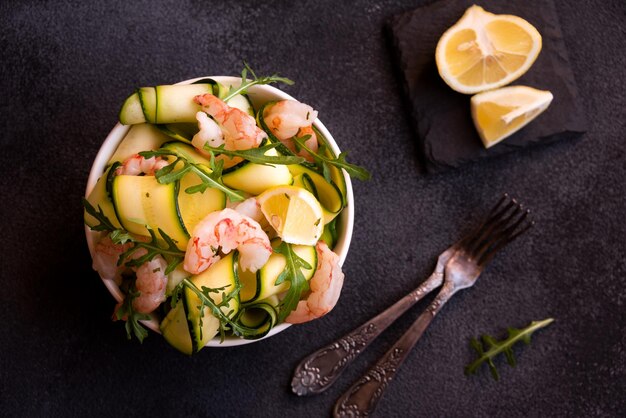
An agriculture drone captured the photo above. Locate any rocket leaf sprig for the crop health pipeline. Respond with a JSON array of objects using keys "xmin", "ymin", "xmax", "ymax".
[{"xmin": 465, "ymin": 318, "xmax": 554, "ymax": 380}]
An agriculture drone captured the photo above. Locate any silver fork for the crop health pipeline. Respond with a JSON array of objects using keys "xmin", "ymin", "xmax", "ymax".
[{"xmin": 290, "ymin": 195, "xmax": 533, "ymax": 415}]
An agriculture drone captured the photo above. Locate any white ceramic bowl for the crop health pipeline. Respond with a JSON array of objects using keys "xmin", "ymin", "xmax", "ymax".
[{"xmin": 85, "ymin": 76, "xmax": 354, "ymax": 347}]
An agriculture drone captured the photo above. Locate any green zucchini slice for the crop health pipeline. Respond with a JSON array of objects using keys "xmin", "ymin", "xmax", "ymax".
[
  {"xmin": 110, "ymin": 175, "xmax": 188, "ymax": 249},
  {"xmin": 84, "ymin": 162, "xmax": 123, "ymax": 230},
  {"xmin": 184, "ymin": 252, "xmax": 240, "ymax": 353},
  {"xmin": 240, "ymin": 244, "xmax": 317, "ymax": 304},
  {"xmin": 119, "ymin": 81, "xmax": 253, "ymax": 126},
  {"xmin": 161, "ymin": 298, "xmax": 193, "ymax": 355},
  {"xmin": 108, "ymin": 124, "xmax": 171, "ymax": 165},
  {"xmin": 234, "ymin": 301, "xmax": 278, "ymax": 339},
  {"xmin": 222, "ymin": 147, "xmax": 293, "ymax": 195},
  {"xmin": 290, "ymin": 166, "xmax": 343, "ymax": 224}
]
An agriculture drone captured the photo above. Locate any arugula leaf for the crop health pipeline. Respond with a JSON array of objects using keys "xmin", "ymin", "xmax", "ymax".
[
  {"xmin": 113, "ymin": 283, "xmax": 151, "ymax": 343},
  {"xmin": 293, "ymin": 136, "xmax": 371, "ymax": 181},
  {"xmin": 199, "ymin": 283, "xmax": 241, "ymax": 342},
  {"xmin": 110, "ymin": 227, "xmax": 185, "ymax": 275},
  {"xmin": 138, "ymin": 149, "xmax": 245, "ymax": 202},
  {"xmin": 465, "ymin": 318, "xmax": 554, "ymax": 380},
  {"xmin": 202, "ymin": 142, "xmax": 305, "ymax": 166},
  {"xmin": 108, "ymin": 228, "xmax": 186, "ymax": 342},
  {"xmin": 82, "ymin": 198, "xmax": 116, "ymax": 231},
  {"xmin": 273, "ymin": 242, "xmax": 313, "ymax": 323},
  {"xmin": 222, "ymin": 62, "xmax": 294, "ymax": 102},
  {"xmin": 181, "ymin": 278, "xmax": 268, "ymax": 340}
]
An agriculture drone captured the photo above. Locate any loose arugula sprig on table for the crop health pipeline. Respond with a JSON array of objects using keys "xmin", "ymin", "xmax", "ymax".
[
  {"xmin": 293, "ymin": 135, "xmax": 371, "ymax": 181},
  {"xmin": 273, "ymin": 242, "xmax": 313, "ymax": 322},
  {"xmin": 465, "ymin": 318, "xmax": 554, "ymax": 380},
  {"xmin": 138, "ymin": 149, "xmax": 246, "ymax": 202},
  {"xmin": 222, "ymin": 62, "xmax": 294, "ymax": 102}
]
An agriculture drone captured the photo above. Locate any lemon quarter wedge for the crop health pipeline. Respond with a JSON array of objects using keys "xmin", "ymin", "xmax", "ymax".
[
  {"xmin": 471, "ymin": 85, "xmax": 553, "ymax": 148},
  {"xmin": 257, "ymin": 185, "xmax": 324, "ymax": 246},
  {"xmin": 435, "ymin": 5, "xmax": 542, "ymax": 94}
]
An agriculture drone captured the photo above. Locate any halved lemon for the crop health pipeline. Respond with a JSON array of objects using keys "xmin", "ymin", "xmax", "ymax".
[
  {"xmin": 257, "ymin": 185, "xmax": 324, "ymax": 246},
  {"xmin": 471, "ymin": 85, "xmax": 553, "ymax": 148},
  {"xmin": 435, "ymin": 5, "xmax": 542, "ymax": 94}
]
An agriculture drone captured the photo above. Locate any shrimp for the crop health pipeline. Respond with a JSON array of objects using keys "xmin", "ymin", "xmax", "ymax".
[
  {"xmin": 192, "ymin": 111, "xmax": 225, "ymax": 151},
  {"xmin": 233, "ymin": 197, "xmax": 264, "ymax": 223},
  {"xmin": 184, "ymin": 208, "xmax": 272, "ymax": 274},
  {"xmin": 130, "ymin": 249, "xmax": 168, "ymax": 314},
  {"xmin": 94, "ymin": 234, "xmax": 168, "ymax": 315},
  {"xmin": 194, "ymin": 94, "xmax": 267, "ymax": 151},
  {"xmin": 92, "ymin": 234, "xmax": 133, "ymax": 285},
  {"xmin": 264, "ymin": 100, "xmax": 319, "ymax": 161},
  {"xmin": 233, "ymin": 197, "xmax": 274, "ymax": 239},
  {"xmin": 285, "ymin": 241, "xmax": 344, "ymax": 324},
  {"xmin": 115, "ymin": 153, "xmax": 169, "ymax": 176}
]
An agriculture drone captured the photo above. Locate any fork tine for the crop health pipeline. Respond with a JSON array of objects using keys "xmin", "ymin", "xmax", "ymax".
[
  {"xmin": 457, "ymin": 194, "xmax": 534, "ymax": 268},
  {"xmin": 478, "ymin": 213, "xmax": 534, "ymax": 265},
  {"xmin": 466, "ymin": 200, "xmax": 518, "ymax": 255},
  {"xmin": 475, "ymin": 207, "xmax": 533, "ymax": 265},
  {"xmin": 471, "ymin": 202, "xmax": 527, "ymax": 258},
  {"xmin": 459, "ymin": 193, "xmax": 513, "ymax": 252}
]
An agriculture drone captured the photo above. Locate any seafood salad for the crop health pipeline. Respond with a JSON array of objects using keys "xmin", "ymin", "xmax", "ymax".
[{"xmin": 83, "ymin": 68, "xmax": 367, "ymax": 354}]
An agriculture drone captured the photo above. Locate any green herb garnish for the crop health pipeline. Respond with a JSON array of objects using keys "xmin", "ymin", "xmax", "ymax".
[
  {"xmin": 273, "ymin": 242, "xmax": 313, "ymax": 322},
  {"xmin": 138, "ymin": 149, "xmax": 245, "ymax": 202},
  {"xmin": 465, "ymin": 318, "xmax": 554, "ymax": 380},
  {"xmin": 181, "ymin": 278, "xmax": 268, "ymax": 340},
  {"xmin": 113, "ymin": 283, "xmax": 151, "ymax": 343},
  {"xmin": 222, "ymin": 62, "xmax": 294, "ymax": 102},
  {"xmin": 202, "ymin": 142, "xmax": 305, "ymax": 166},
  {"xmin": 170, "ymin": 280, "xmax": 242, "ymax": 343},
  {"xmin": 293, "ymin": 136, "xmax": 371, "ymax": 181},
  {"xmin": 82, "ymin": 198, "xmax": 116, "ymax": 231},
  {"xmin": 110, "ymin": 227, "xmax": 185, "ymax": 275}
]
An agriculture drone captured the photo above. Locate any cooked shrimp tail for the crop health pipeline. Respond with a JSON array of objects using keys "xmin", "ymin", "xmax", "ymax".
[
  {"xmin": 194, "ymin": 94, "xmax": 267, "ymax": 151},
  {"xmin": 115, "ymin": 154, "xmax": 169, "ymax": 176},
  {"xmin": 130, "ymin": 249, "xmax": 168, "ymax": 314},
  {"xmin": 192, "ymin": 111, "xmax": 225, "ymax": 152},
  {"xmin": 264, "ymin": 100, "xmax": 319, "ymax": 162},
  {"xmin": 184, "ymin": 208, "xmax": 272, "ymax": 274},
  {"xmin": 285, "ymin": 241, "xmax": 344, "ymax": 324},
  {"xmin": 94, "ymin": 234, "xmax": 168, "ymax": 315},
  {"xmin": 92, "ymin": 234, "xmax": 133, "ymax": 285}
]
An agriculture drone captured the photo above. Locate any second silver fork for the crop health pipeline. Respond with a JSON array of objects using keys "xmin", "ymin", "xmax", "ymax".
[{"xmin": 291, "ymin": 194, "xmax": 533, "ymax": 416}]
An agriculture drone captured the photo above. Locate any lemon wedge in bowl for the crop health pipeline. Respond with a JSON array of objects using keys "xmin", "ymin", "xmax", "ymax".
[
  {"xmin": 435, "ymin": 5, "xmax": 542, "ymax": 94},
  {"xmin": 471, "ymin": 85, "xmax": 553, "ymax": 148},
  {"xmin": 258, "ymin": 185, "xmax": 324, "ymax": 246}
]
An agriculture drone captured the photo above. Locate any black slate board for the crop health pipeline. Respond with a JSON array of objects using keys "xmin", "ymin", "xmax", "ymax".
[{"xmin": 387, "ymin": 0, "xmax": 587, "ymax": 173}]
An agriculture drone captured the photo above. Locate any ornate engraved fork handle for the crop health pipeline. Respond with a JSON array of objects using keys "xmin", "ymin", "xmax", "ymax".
[
  {"xmin": 291, "ymin": 252, "xmax": 452, "ymax": 397},
  {"xmin": 333, "ymin": 284, "xmax": 455, "ymax": 418}
]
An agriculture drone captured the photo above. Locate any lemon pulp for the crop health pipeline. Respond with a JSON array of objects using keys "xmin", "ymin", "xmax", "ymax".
[
  {"xmin": 436, "ymin": 5, "xmax": 542, "ymax": 94},
  {"xmin": 471, "ymin": 85, "xmax": 553, "ymax": 147},
  {"xmin": 258, "ymin": 186, "xmax": 324, "ymax": 246}
]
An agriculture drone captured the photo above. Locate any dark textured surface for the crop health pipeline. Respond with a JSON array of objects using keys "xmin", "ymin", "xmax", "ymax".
[
  {"xmin": 388, "ymin": 0, "xmax": 587, "ymax": 173},
  {"xmin": 0, "ymin": 1, "xmax": 624, "ymax": 417}
]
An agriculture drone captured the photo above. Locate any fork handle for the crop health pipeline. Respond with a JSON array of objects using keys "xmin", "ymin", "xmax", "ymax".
[
  {"xmin": 291, "ymin": 272, "xmax": 443, "ymax": 396},
  {"xmin": 333, "ymin": 283, "xmax": 455, "ymax": 418}
]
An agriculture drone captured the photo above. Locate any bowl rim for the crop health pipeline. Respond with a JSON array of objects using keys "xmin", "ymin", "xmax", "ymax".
[{"xmin": 84, "ymin": 75, "xmax": 354, "ymax": 347}]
